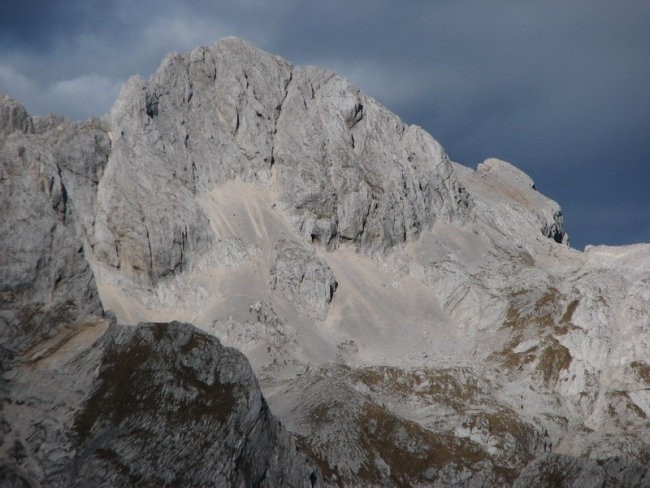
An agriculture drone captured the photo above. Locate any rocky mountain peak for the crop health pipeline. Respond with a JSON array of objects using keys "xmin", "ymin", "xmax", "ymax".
[
  {"xmin": 1, "ymin": 38, "xmax": 648, "ymax": 487},
  {"xmin": 0, "ymin": 94, "xmax": 34, "ymax": 139},
  {"xmin": 91, "ymin": 36, "xmax": 472, "ymax": 286}
]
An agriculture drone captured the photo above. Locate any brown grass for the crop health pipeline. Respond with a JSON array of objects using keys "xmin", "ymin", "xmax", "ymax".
[
  {"xmin": 299, "ymin": 374, "xmax": 523, "ymax": 486},
  {"xmin": 553, "ymin": 299, "xmax": 582, "ymax": 335},
  {"xmin": 305, "ymin": 400, "xmax": 342, "ymax": 428},
  {"xmin": 536, "ymin": 336, "xmax": 572, "ymax": 385},
  {"xmin": 296, "ymin": 437, "xmax": 343, "ymax": 486},
  {"xmin": 498, "ymin": 288, "xmax": 580, "ymax": 382},
  {"xmin": 608, "ymin": 391, "xmax": 647, "ymax": 420},
  {"xmin": 352, "ymin": 366, "xmax": 486, "ymax": 411},
  {"xmin": 630, "ymin": 361, "xmax": 650, "ymax": 384},
  {"xmin": 355, "ymin": 402, "xmax": 490, "ymax": 486},
  {"xmin": 503, "ymin": 288, "xmax": 562, "ymax": 331},
  {"xmin": 560, "ymin": 299, "xmax": 579, "ymax": 324},
  {"xmin": 461, "ymin": 410, "xmax": 529, "ymax": 443},
  {"xmin": 491, "ymin": 332, "xmax": 539, "ymax": 371}
]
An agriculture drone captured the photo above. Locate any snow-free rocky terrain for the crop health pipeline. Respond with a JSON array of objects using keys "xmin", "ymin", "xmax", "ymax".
[{"xmin": 1, "ymin": 37, "xmax": 649, "ymax": 487}]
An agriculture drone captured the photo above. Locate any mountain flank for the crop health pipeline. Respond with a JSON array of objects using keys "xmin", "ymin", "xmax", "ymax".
[{"xmin": 1, "ymin": 38, "xmax": 649, "ymax": 487}]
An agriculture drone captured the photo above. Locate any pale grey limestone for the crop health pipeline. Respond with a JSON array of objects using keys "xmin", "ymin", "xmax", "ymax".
[
  {"xmin": 270, "ymin": 239, "xmax": 337, "ymax": 320},
  {"xmin": 2, "ymin": 36, "xmax": 649, "ymax": 488},
  {"xmin": 92, "ymin": 38, "xmax": 292, "ymax": 284},
  {"xmin": 0, "ymin": 99, "xmax": 106, "ymax": 354},
  {"xmin": 91, "ymin": 37, "xmax": 471, "ymax": 286},
  {"xmin": 474, "ymin": 158, "xmax": 568, "ymax": 244},
  {"xmin": 273, "ymin": 65, "xmax": 472, "ymax": 251}
]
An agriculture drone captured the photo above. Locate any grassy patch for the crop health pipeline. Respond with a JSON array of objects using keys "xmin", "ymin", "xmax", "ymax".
[
  {"xmin": 536, "ymin": 336, "xmax": 572, "ymax": 385},
  {"xmin": 491, "ymin": 348, "xmax": 537, "ymax": 371},
  {"xmin": 490, "ymin": 333, "xmax": 538, "ymax": 371},
  {"xmin": 305, "ymin": 400, "xmax": 342, "ymax": 428},
  {"xmin": 560, "ymin": 299, "xmax": 579, "ymax": 324},
  {"xmin": 608, "ymin": 390, "xmax": 647, "ymax": 419},
  {"xmin": 630, "ymin": 361, "xmax": 650, "ymax": 384},
  {"xmin": 299, "ymin": 371, "xmax": 525, "ymax": 486},
  {"xmin": 504, "ymin": 288, "xmax": 562, "ymax": 331},
  {"xmin": 554, "ymin": 299, "xmax": 582, "ymax": 335},
  {"xmin": 462, "ymin": 411, "xmax": 529, "ymax": 440},
  {"xmin": 296, "ymin": 437, "xmax": 343, "ymax": 486},
  {"xmin": 352, "ymin": 366, "xmax": 486, "ymax": 411},
  {"xmin": 355, "ymin": 402, "xmax": 488, "ymax": 486},
  {"xmin": 497, "ymin": 288, "xmax": 579, "ymax": 383}
]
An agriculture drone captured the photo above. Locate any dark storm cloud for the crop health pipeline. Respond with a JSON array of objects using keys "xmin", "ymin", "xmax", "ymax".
[{"xmin": 1, "ymin": 1, "xmax": 648, "ymax": 248}]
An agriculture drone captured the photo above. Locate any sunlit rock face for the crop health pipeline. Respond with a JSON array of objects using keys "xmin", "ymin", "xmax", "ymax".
[{"xmin": 1, "ymin": 38, "xmax": 648, "ymax": 487}]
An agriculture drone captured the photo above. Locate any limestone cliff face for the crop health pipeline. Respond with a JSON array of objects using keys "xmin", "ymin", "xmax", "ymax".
[
  {"xmin": 91, "ymin": 37, "xmax": 470, "ymax": 285},
  {"xmin": 0, "ymin": 99, "xmax": 107, "ymax": 355},
  {"xmin": 1, "ymin": 37, "xmax": 649, "ymax": 488},
  {"xmin": 272, "ymin": 65, "xmax": 471, "ymax": 251}
]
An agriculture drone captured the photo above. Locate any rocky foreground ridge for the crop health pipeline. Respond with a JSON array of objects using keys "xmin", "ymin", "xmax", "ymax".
[{"xmin": 1, "ymin": 37, "xmax": 649, "ymax": 487}]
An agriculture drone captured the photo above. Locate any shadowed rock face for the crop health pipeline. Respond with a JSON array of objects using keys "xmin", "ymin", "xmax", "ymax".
[
  {"xmin": 71, "ymin": 321, "xmax": 320, "ymax": 488},
  {"xmin": 2, "ymin": 37, "xmax": 650, "ymax": 488},
  {"xmin": 1, "ymin": 321, "xmax": 322, "ymax": 488},
  {"xmin": 0, "ymin": 94, "xmax": 34, "ymax": 138}
]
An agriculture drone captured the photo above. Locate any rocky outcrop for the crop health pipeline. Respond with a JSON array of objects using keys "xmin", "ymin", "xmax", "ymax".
[
  {"xmin": 0, "ymin": 94, "xmax": 34, "ymax": 139},
  {"xmin": 274, "ymin": 365, "xmax": 546, "ymax": 487},
  {"xmin": 1, "ymin": 95, "xmax": 108, "ymax": 486},
  {"xmin": 91, "ymin": 38, "xmax": 293, "ymax": 284},
  {"xmin": 514, "ymin": 453, "xmax": 649, "ymax": 488},
  {"xmin": 270, "ymin": 239, "xmax": 337, "ymax": 320},
  {"xmin": 273, "ymin": 66, "xmax": 471, "ymax": 251},
  {"xmin": 1, "ymin": 320, "xmax": 322, "ymax": 487},
  {"xmin": 73, "ymin": 321, "xmax": 320, "ymax": 488},
  {"xmin": 458, "ymin": 158, "xmax": 568, "ymax": 245},
  {"xmin": 514, "ymin": 454, "xmax": 607, "ymax": 488}
]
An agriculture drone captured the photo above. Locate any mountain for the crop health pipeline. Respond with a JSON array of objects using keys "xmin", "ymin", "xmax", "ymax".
[
  {"xmin": 0, "ymin": 92, "xmax": 319, "ymax": 487},
  {"xmin": 1, "ymin": 37, "xmax": 649, "ymax": 487}
]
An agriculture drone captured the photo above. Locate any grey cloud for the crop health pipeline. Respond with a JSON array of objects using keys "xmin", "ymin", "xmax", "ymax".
[{"xmin": 0, "ymin": 1, "xmax": 648, "ymax": 248}]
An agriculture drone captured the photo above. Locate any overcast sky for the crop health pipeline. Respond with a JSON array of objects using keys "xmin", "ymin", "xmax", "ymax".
[{"xmin": 1, "ymin": 1, "xmax": 648, "ymax": 249}]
